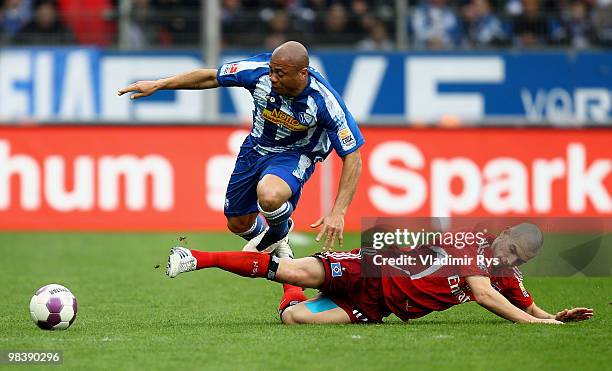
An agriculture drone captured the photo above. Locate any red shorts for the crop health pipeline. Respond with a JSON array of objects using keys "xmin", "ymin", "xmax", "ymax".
[{"xmin": 314, "ymin": 249, "xmax": 390, "ymax": 324}]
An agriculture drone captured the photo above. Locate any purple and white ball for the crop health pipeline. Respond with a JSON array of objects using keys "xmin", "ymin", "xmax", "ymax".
[{"xmin": 29, "ymin": 284, "xmax": 78, "ymax": 330}]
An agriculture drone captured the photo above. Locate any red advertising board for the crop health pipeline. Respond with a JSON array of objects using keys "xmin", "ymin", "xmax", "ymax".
[{"xmin": 0, "ymin": 127, "xmax": 609, "ymax": 231}]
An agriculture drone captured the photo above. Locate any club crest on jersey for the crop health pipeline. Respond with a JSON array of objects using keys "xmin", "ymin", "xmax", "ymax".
[
  {"xmin": 262, "ymin": 108, "xmax": 308, "ymax": 131},
  {"xmin": 297, "ymin": 112, "xmax": 314, "ymax": 126},
  {"xmin": 330, "ymin": 262, "xmax": 342, "ymax": 277}
]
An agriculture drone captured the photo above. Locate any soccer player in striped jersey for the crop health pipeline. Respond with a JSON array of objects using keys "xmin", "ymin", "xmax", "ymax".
[
  {"xmin": 165, "ymin": 223, "xmax": 594, "ymax": 325},
  {"xmin": 119, "ymin": 41, "xmax": 364, "ymax": 258}
]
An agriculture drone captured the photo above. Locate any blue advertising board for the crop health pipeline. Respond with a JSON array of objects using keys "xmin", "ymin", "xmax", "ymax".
[{"xmin": 0, "ymin": 48, "xmax": 610, "ymax": 124}]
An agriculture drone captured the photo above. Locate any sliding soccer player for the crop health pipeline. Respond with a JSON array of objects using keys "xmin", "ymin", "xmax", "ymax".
[{"xmin": 165, "ymin": 223, "xmax": 593, "ymax": 325}]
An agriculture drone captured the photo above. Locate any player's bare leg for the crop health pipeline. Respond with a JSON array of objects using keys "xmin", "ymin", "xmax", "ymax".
[
  {"xmin": 274, "ymin": 257, "xmax": 325, "ymax": 287},
  {"xmin": 227, "ymin": 213, "xmax": 258, "ymax": 234},
  {"xmin": 275, "ymin": 259, "xmax": 351, "ymax": 324},
  {"xmin": 254, "ymin": 174, "xmax": 294, "ymax": 250},
  {"xmin": 257, "ymin": 174, "xmax": 292, "ymax": 210},
  {"xmin": 281, "ymin": 294, "xmax": 352, "ymax": 324},
  {"xmin": 166, "ymin": 248, "xmax": 351, "ymax": 324},
  {"xmin": 226, "ymin": 212, "xmax": 269, "ymax": 243}
]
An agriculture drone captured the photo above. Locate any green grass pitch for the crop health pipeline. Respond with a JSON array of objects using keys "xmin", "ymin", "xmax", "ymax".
[{"xmin": 1, "ymin": 232, "xmax": 610, "ymax": 370}]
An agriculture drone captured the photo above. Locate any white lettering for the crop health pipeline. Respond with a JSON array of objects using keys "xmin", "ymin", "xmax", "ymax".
[
  {"xmin": 0, "ymin": 51, "xmax": 31, "ymax": 119},
  {"xmin": 546, "ymin": 88, "xmax": 573, "ymax": 123},
  {"xmin": 407, "ymin": 57, "xmax": 504, "ymax": 121},
  {"xmin": 567, "ymin": 143, "xmax": 612, "ymax": 213},
  {"xmin": 368, "ymin": 141, "xmax": 427, "ymax": 214},
  {"xmin": 34, "ymin": 52, "xmax": 53, "ymax": 120},
  {"xmin": 59, "ymin": 51, "xmax": 95, "ymax": 120},
  {"xmin": 98, "ymin": 155, "xmax": 174, "ymax": 211},
  {"xmin": 575, "ymin": 88, "xmax": 611, "ymax": 123},
  {"xmin": 532, "ymin": 158, "xmax": 565, "ymax": 212},
  {"xmin": 431, "ymin": 158, "xmax": 481, "ymax": 217},
  {"xmin": 101, "ymin": 56, "xmax": 202, "ymax": 121},
  {"xmin": 482, "ymin": 158, "xmax": 529, "ymax": 214},
  {"xmin": 44, "ymin": 156, "xmax": 94, "ymax": 211},
  {"xmin": 343, "ymin": 56, "xmax": 387, "ymax": 121},
  {"xmin": 0, "ymin": 140, "xmax": 40, "ymax": 210},
  {"xmin": 521, "ymin": 88, "xmax": 546, "ymax": 122}
]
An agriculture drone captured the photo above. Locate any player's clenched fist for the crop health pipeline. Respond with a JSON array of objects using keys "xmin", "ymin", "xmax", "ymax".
[{"xmin": 117, "ymin": 80, "xmax": 160, "ymax": 100}]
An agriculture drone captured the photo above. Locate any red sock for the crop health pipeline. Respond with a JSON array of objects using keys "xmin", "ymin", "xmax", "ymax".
[
  {"xmin": 278, "ymin": 284, "xmax": 308, "ymax": 314},
  {"xmin": 190, "ymin": 250, "xmax": 272, "ymax": 278}
]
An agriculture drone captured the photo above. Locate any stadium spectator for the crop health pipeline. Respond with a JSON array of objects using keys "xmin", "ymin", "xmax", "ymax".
[
  {"xmin": 592, "ymin": 0, "xmax": 612, "ymax": 47},
  {"xmin": 463, "ymin": 0, "xmax": 509, "ymax": 47},
  {"xmin": 316, "ymin": 3, "xmax": 361, "ymax": 46},
  {"xmin": 9, "ymin": 0, "xmax": 598, "ymax": 50},
  {"xmin": 410, "ymin": 0, "xmax": 462, "ymax": 50},
  {"xmin": 263, "ymin": 9, "xmax": 291, "ymax": 49},
  {"xmin": 124, "ymin": 0, "xmax": 161, "ymax": 49},
  {"xmin": 556, "ymin": 0, "xmax": 594, "ymax": 48},
  {"xmin": 505, "ymin": 0, "xmax": 523, "ymax": 15},
  {"xmin": 153, "ymin": 0, "xmax": 199, "ymax": 47},
  {"xmin": 13, "ymin": 0, "xmax": 74, "ymax": 45},
  {"xmin": 0, "ymin": 0, "xmax": 32, "ymax": 42},
  {"xmin": 259, "ymin": 0, "xmax": 315, "ymax": 32},
  {"xmin": 357, "ymin": 18, "xmax": 394, "ymax": 51},
  {"xmin": 222, "ymin": 0, "xmax": 264, "ymax": 47},
  {"xmin": 57, "ymin": 0, "xmax": 116, "ymax": 47},
  {"xmin": 511, "ymin": 0, "xmax": 551, "ymax": 47}
]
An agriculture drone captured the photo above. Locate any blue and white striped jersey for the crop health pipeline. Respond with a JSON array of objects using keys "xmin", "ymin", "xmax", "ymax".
[{"xmin": 217, "ymin": 53, "xmax": 364, "ymax": 162}]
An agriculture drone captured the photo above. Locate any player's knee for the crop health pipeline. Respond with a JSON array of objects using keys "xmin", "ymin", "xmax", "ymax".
[
  {"xmin": 281, "ymin": 306, "xmax": 305, "ymax": 325},
  {"xmin": 257, "ymin": 188, "xmax": 285, "ymax": 211}
]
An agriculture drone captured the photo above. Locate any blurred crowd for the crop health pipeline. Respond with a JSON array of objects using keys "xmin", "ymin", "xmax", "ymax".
[
  {"xmin": 1, "ymin": 0, "xmax": 611, "ymax": 49},
  {"xmin": 0, "ymin": 0, "xmax": 199, "ymax": 48}
]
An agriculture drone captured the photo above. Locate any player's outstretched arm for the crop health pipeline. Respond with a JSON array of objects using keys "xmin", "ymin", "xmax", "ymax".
[
  {"xmin": 311, "ymin": 150, "xmax": 362, "ymax": 251},
  {"xmin": 526, "ymin": 303, "xmax": 594, "ymax": 322},
  {"xmin": 466, "ymin": 276, "xmax": 563, "ymax": 324},
  {"xmin": 117, "ymin": 68, "xmax": 220, "ymax": 99}
]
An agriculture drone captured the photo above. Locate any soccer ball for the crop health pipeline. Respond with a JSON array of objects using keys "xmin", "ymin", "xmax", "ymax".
[{"xmin": 29, "ymin": 284, "xmax": 78, "ymax": 330}]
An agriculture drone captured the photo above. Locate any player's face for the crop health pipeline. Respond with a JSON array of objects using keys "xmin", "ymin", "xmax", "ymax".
[
  {"xmin": 268, "ymin": 62, "xmax": 307, "ymax": 96},
  {"xmin": 491, "ymin": 231, "xmax": 532, "ymax": 268}
]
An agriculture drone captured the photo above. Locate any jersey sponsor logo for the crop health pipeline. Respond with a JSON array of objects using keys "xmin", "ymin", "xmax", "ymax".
[
  {"xmin": 338, "ymin": 127, "xmax": 356, "ymax": 149},
  {"xmin": 220, "ymin": 63, "xmax": 239, "ymax": 75},
  {"xmin": 330, "ymin": 262, "xmax": 343, "ymax": 277},
  {"xmin": 339, "ymin": 128, "xmax": 351, "ymax": 138},
  {"xmin": 262, "ymin": 108, "xmax": 309, "ymax": 131},
  {"xmin": 447, "ymin": 274, "xmax": 471, "ymax": 303}
]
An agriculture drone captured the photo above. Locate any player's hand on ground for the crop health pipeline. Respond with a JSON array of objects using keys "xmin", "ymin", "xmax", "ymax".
[
  {"xmin": 311, "ymin": 213, "xmax": 345, "ymax": 251},
  {"xmin": 555, "ymin": 308, "xmax": 594, "ymax": 322},
  {"xmin": 118, "ymin": 80, "xmax": 160, "ymax": 99}
]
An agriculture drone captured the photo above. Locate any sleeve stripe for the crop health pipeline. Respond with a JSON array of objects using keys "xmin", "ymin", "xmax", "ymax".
[{"xmin": 314, "ymin": 79, "xmax": 348, "ymax": 125}]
